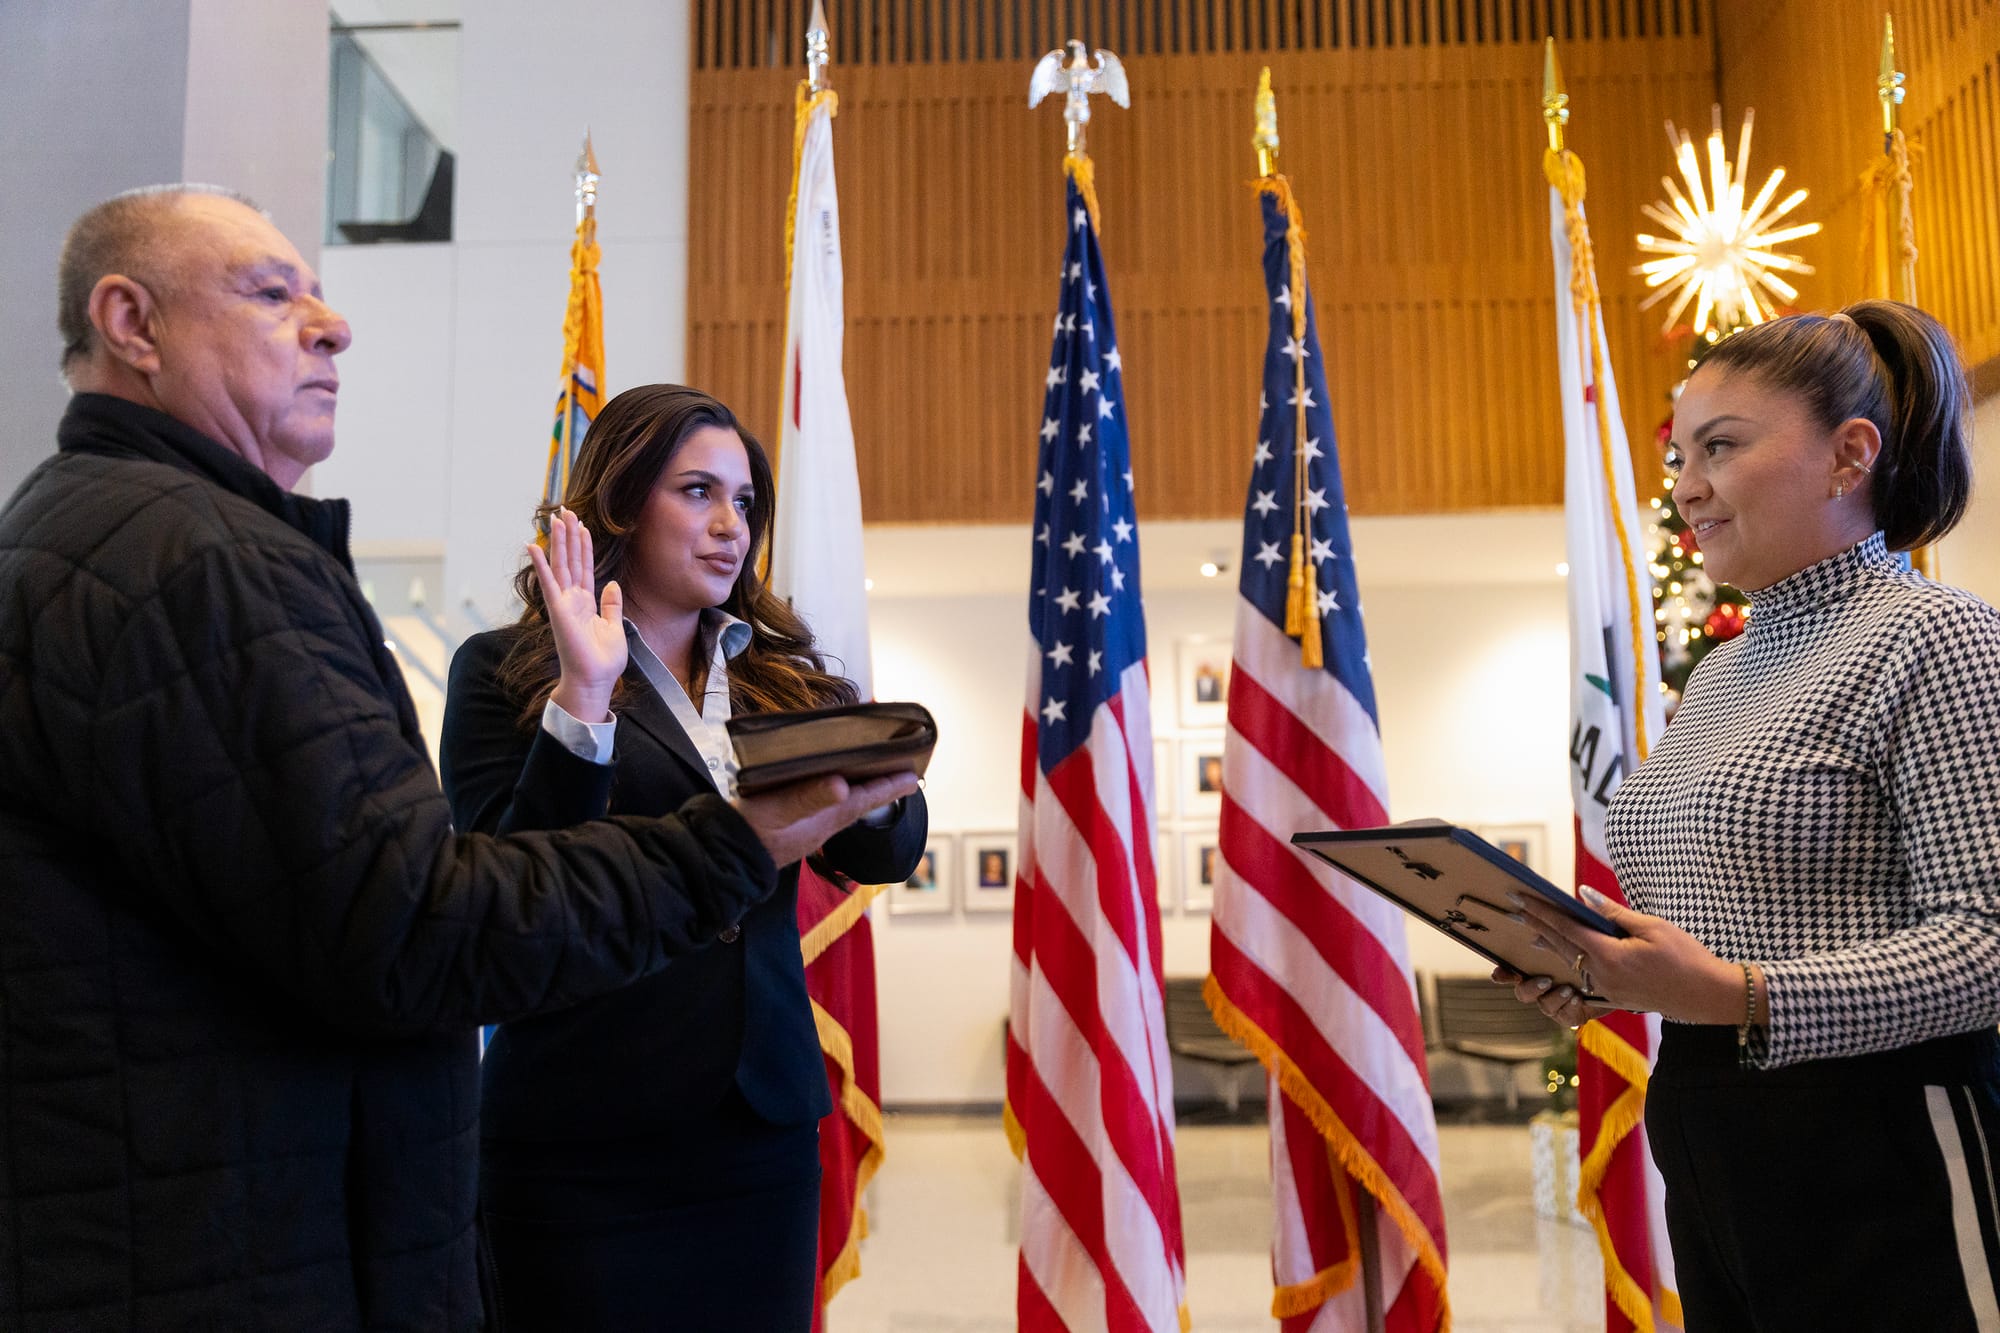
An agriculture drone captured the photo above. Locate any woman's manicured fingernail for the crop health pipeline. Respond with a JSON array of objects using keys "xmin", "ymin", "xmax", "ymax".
[
  {"xmin": 1505, "ymin": 892, "xmax": 1525, "ymax": 907},
  {"xmin": 1533, "ymin": 978, "xmax": 1551, "ymax": 993},
  {"xmin": 1530, "ymin": 935, "xmax": 1550, "ymax": 952},
  {"xmin": 1503, "ymin": 911, "xmax": 1527, "ymax": 925}
]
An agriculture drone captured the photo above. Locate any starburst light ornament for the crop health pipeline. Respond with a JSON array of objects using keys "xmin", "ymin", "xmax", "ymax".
[{"xmin": 1634, "ymin": 107, "xmax": 1821, "ymax": 336}]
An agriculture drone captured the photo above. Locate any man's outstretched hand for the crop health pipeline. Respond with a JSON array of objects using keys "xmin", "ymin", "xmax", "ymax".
[{"xmin": 733, "ymin": 771, "xmax": 922, "ymax": 869}]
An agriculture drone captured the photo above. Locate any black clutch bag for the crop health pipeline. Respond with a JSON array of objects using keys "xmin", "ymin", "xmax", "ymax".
[{"xmin": 727, "ymin": 701, "xmax": 937, "ymax": 796}]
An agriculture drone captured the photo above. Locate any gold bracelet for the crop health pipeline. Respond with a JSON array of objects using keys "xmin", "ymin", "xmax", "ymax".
[{"xmin": 1736, "ymin": 962, "xmax": 1756, "ymax": 1049}]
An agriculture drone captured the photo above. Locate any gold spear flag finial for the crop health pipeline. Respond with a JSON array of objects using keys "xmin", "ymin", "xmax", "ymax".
[
  {"xmin": 1878, "ymin": 13, "xmax": 1906, "ymax": 145},
  {"xmin": 1253, "ymin": 67, "xmax": 1279, "ymax": 177},
  {"xmin": 574, "ymin": 131, "xmax": 600, "ymax": 225},
  {"xmin": 1542, "ymin": 38, "xmax": 1569, "ymax": 154}
]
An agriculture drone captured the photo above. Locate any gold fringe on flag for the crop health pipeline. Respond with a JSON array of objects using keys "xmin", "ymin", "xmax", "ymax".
[
  {"xmin": 1256, "ymin": 174, "xmax": 1323, "ymax": 670},
  {"xmin": 1574, "ymin": 1019, "xmax": 1664, "ymax": 1333},
  {"xmin": 809, "ymin": 995, "xmax": 888, "ymax": 1304},
  {"xmin": 1203, "ymin": 976, "xmax": 1452, "ymax": 1328},
  {"xmin": 1267, "ymin": 1141, "xmax": 1361, "ymax": 1317},
  {"xmin": 784, "ymin": 85, "xmax": 840, "ymax": 295}
]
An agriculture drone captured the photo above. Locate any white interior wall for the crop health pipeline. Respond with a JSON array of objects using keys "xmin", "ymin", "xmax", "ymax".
[
  {"xmin": 1941, "ymin": 392, "xmax": 2000, "ymax": 606},
  {"xmin": 316, "ymin": 0, "xmax": 691, "ymax": 640}
]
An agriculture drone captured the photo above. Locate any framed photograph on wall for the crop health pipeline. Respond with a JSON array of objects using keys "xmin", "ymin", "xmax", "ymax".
[
  {"xmin": 1181, "ymin": 737, "xmax": 1225, "ymax": 817},
  {"xmin": 888, "ymin": 834, "xmax": 956, "ymax": 916},
  {"xmin": 1475, "ymin": 823, "xmax": 1548, "ymax": 875},
  {"xmin": 1180, "ymin": 828, "xmax": 1221, "ymax": 914},
  {"xmin": 961, "ymin": 831, "xmax": 1018, "ymax": 914},
  {"xmin": 1175, "ymin": 636, "xmax": 1232, "ymax": 729},
  {"xmin": 1156, "ymin": 832, "xmax": 1178, "ymax": 914}
]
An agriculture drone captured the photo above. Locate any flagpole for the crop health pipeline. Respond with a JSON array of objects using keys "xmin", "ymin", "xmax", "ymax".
[
  {"xmin": 1877, "ymin": 13, "xmax": 1914, "ymax": 305},
  {"xmin": 551, "ymin": 132, "xmax": 598, "ymax": 511},
  {"xmin": 1873, "ymin": 14, "xmax": 1939, "ymax": 581},
  {"xmin": 1253, "ymin": 70, "xmax": 1387, "ymax": 1333}
]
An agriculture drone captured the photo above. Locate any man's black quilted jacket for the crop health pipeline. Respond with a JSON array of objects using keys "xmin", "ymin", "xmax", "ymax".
[{"xmin": 0, "ymin": 394, "xmax": 776, "ymax": 1330}]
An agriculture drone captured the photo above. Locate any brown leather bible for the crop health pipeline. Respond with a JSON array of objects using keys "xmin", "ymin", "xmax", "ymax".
[{"xmin": 728, "ymin": 701, "xmax": 937, "ymax": 796}]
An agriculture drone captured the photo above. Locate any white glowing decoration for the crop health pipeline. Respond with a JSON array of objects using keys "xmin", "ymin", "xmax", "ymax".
[{"xmin": 1634, "ymin": 109, "xmax": 1821, "ymax": 336}]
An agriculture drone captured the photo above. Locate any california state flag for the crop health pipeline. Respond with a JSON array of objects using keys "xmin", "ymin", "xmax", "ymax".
[
  {"xmin": 1545, "ymin": 154, "xmax": 1680, "ymax": 1333},
  {"xmin": 773, "ymin": 85, "xmax": 871, "ymax": 695},
  {"xmin": 771, "ymin": 80, "xmax": 886, "ymax": 1327}
]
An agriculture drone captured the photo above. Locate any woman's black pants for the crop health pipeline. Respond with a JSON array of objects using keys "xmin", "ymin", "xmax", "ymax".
[{"xmin": 1646, "ymin": 1024, "xmax": 2000, "ymax": 1332}]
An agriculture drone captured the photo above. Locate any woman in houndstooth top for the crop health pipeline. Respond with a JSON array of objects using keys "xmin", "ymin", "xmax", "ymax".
[{"xmin": 1506, "ymin": 301, "xmax": 2000, "ymax": 1331}]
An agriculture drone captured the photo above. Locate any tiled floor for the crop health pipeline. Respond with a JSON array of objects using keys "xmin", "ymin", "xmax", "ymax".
[{"xmin": 828, "ymin": 1111, "xmax": 1605, "ymax": 1332}]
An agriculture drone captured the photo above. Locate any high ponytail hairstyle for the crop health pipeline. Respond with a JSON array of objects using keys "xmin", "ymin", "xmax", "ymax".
[
  {"xmin": 494, "ymin": 383, "xmax": 858, "ymax": 730},
  {"xmin": 1693, "ymin": 299, "xmax": 1972, "ymax": 551}
]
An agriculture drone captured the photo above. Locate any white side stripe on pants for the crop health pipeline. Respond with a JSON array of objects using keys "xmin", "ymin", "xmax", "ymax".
[{"xmin": 1926, "ymin": 1084, "xmax": 2000, "ymax": 1331}]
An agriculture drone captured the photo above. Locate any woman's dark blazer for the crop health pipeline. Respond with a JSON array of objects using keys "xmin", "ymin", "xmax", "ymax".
[{"xmin": 440, "ymin": 626, "xmax": 928, "ymax": 1143}]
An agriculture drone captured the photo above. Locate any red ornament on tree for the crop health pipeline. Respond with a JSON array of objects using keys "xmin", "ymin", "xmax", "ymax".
[{"xmin": 1705, "ymin": 603, "xmax": 1746, "ymax": 641}]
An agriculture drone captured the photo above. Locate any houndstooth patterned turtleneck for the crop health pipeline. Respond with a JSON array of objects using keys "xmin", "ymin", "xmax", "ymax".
[{"xmin": 1607, "ymin": 532, "xmax": 2000, "ymax": 1069}]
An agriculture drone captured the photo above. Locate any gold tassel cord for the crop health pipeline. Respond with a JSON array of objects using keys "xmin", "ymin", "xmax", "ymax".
[
  {"xmin": 1064, "ymin": 152, "xmax": 1103, "ymax": 233},
  {"xmin": 1544, "ymin": 148, "xmax": 1651, "ymax": 766},
  {"xmin": 1857, "ymin": 130, "xmax": 1939, "ymax": 580},
  {"xmin": 1258, "ymin": 175, "xmax": 1324, "ymax": 669},
  {"xmin": 1859, "ymin": 128, "xmax": 1920, "ymax": 306}
]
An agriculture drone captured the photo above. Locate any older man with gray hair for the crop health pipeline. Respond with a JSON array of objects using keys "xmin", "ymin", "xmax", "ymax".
[{"xmin": 0, "ymin": 185, "xmax": 916, "ymax": 1330}]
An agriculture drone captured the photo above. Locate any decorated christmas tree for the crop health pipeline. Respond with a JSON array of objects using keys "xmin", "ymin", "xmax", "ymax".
[{"xmin": 1631, "ymin": 108, "xmax": 1819, "ymax": 705}]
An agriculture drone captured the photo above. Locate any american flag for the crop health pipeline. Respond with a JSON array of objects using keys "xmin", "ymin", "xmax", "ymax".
[
  {"xmin": 1005, "ymin": 165, "xmax": 1188, "ymax": 1333},
  {"xmin": 1204, "ymin": 182, "xmax": 1449, "ymax": 1333}
]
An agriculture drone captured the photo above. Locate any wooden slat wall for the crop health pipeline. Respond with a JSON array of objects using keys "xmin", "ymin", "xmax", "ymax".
[
  {"xmin": 1717, "ymin": 1, "xmax": 2000, "ymax": 382},
  {"xmin": 696, "ymin": 0, "xmax": 1711, "ymax": 65},
  {"xmin": 690, "ymin": 17, "xmax": 1719, "ymax": 522}
]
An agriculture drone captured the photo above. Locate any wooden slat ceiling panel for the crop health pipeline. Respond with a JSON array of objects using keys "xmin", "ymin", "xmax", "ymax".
[{"xmin": 691, "ymin": 31, "xmax": 1727, "ymax": 522}]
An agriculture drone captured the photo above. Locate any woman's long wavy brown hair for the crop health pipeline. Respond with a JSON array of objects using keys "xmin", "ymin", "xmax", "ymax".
[{"xmin": 494, "ymin": 383, "xmax": 858, "ymax": 729}]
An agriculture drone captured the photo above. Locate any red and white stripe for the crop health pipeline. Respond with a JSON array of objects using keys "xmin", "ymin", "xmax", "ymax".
[
  {"xmin": 1008, "ymin": 650, "xmax": 1189, "ymax": 1333},
  {"xmin": 1209, "ymin": 609, "xmax": 1449, "ymax": 1333}
]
